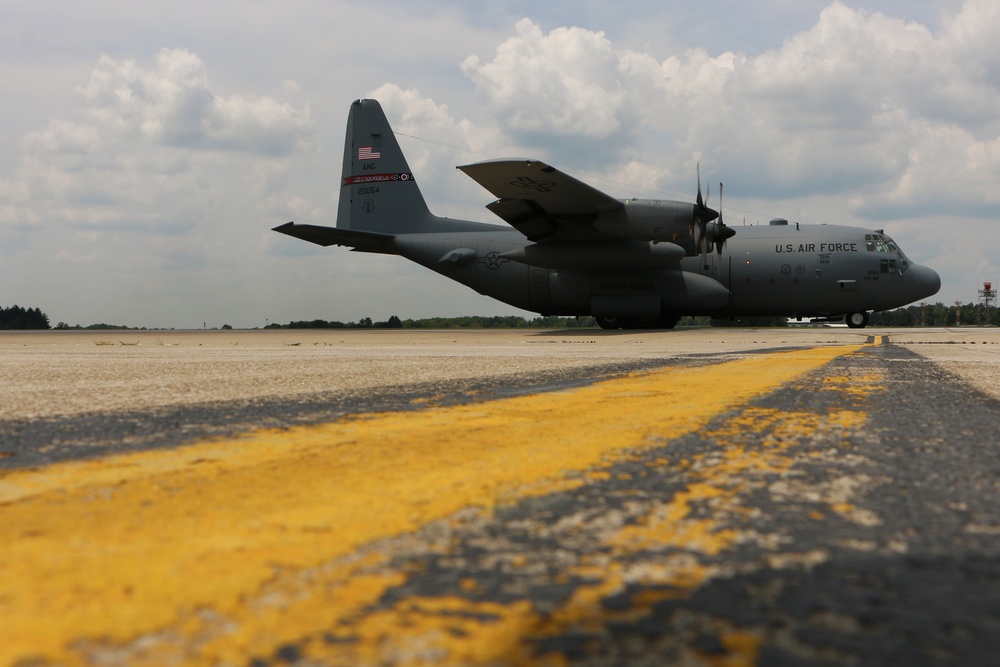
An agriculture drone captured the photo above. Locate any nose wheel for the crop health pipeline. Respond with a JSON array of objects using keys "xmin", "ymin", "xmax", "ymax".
[{"xmin": 846, "ymin": 311, "xmax": 870, "ymax": 328}]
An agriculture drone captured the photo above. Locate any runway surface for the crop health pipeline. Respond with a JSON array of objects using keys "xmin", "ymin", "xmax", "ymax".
[{"xmin": 2, "ymin": 328, "xmax": 999, "ymax": 666}]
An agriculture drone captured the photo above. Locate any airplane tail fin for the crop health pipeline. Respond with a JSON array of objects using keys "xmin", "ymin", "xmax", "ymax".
[{"xmin": 336, "ymin": 99, "xmax": 436, "ymax": 234}]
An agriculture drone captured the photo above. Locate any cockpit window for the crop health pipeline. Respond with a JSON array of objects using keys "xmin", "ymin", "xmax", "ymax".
[
  {"xmin": 865, "ymin": 233, "xmax": 899, "ymax": 253},
  {"xmin": 866, "ymin": 233, "xmax": 910, "ymax": 273}
]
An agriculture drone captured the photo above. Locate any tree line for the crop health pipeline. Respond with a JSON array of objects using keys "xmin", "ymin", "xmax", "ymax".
[
  {"xmin": 870, "ymin": 302, "xmax": 999, "ymax": 327},
  {"xmin": 0, "ymin": 305, "xmax": 50, "ymax": 330},
  {"xmin": 7, "ymin": 301, "xmax": 996, "ymax": 331}
]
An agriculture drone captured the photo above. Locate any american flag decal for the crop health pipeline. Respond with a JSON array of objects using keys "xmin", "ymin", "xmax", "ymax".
[{"xmin": 358, "ymin": 145, "xmax": 381, "ymax": 160}]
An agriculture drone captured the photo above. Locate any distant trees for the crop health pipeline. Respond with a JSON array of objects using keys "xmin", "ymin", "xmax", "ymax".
[
  {"xmin": 54, "ymin": 322, "xmax": 139, "ymax": 330},
  {"xmin": 29, "ymin": 303, "xmax": 989, "ymax": 332},
  {"xmin": 0, "ymin": 305, "xmax": 50, "ymax": 330},
  {"xmin": 20, "ymin": 304, "xmax": 1000, "ymax": 332},
  {"xmin": 870, "ymin": 302, "xmax": 1000, "ymax": 327}
]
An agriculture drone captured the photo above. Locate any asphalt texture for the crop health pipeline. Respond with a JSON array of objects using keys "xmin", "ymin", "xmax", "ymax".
[
  {"xmin": 3, "ymin": 329, "xmax": 1000, "ymax": 666},
  {"xmin": 239, "ymin": 341, "xmax": 1000, "ymax": 666},
  {"xmin": 0, "ymin": 357, "xmax": 674, "ymax": 470}
]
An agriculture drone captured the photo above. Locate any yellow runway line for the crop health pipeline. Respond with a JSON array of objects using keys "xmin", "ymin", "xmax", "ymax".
[{"xmin": 0, "ymin": 344, "xmax": 863, "ymax": 666}]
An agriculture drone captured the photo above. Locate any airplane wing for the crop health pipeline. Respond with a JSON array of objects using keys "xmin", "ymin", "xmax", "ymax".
[
  {"xmin": 272, "ymin": 222, "xmax": 395, "ymax": 254},
  {"xmin": 457, "ymin": 159, "xmax": 624, "ymax": 241}
]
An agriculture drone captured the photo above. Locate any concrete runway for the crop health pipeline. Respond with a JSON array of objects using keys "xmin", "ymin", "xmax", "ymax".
[{"xmin": 2, "ymin": 328, "xmax": 1000, "ymax": 666}]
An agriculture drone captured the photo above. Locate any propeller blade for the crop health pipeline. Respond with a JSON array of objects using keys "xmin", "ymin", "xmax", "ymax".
[
  {"xmin": 692, "ymin": 163, "xmax": 719, "ymax": 226},
  {"xmin": 715, "ymin": 181, "xmax": 723, "ymax": 255},
  {"xmin": 696, "ymin": 162, "xmax": 704, "ymax": 209},
  {"xmin": 692, "ymin": 163, "xmax": 719, "ymax": 268},
  {"xmin": 718, "ymin": 182, "xmax": 724, "ymax": 226},
  {"xmin": 714, "ymin": 182, "xmax": 735, "ymax": 254}
]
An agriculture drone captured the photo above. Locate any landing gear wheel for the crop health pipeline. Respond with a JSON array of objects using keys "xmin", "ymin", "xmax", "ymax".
[
  {"xmin": 595, "ymin": 316, "xmax": 622, "ymax": 330},
  {"xmin": 846, "ymin": 311, "xmax": 870, "ymax": 329}
]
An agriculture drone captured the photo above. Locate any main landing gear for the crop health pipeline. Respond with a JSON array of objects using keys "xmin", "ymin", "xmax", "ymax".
[{"xmin": 845, "ymin": 311, "xmax": 870, "ymax": 329}]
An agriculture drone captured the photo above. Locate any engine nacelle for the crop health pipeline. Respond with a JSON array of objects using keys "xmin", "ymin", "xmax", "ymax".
[{"xmin": 594, "ymin": 199, "xmax": 700, "ymax": 245}]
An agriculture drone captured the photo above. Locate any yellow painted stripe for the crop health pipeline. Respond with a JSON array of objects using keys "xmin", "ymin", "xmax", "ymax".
[
  {"xmin": 0, "ymin": 345, "xmax": 863, "ymax": 666},
  {"xmin": 304, "ymin": 357, "xmax": 885, "ymax": 666}
]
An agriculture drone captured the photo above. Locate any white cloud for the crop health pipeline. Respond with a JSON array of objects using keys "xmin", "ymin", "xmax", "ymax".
[
  {"xmin": 0, "ymin": 48, "xmax": 320, "ymax": 326},
  {"xmin": 458, "ymin": 4, "xmax": 1000, "ymax": 217},
  {"xmin": 4, "ymin": 48, "xmax": 314, "ymax": 235},
  {"xmin": 461, "ymin": 19, "xmax": 627, "ymax": 139},
  {"xmin": 70, "ymin": 48, "xmax": 313, "ymax": 155},
  {"xmin": 2, "ymin": 1, "xmax": 999, "ymax": 325}
]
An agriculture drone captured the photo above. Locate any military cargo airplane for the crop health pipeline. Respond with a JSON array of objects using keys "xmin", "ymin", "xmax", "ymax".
[{"xmin": 274, "ymin": 99, "xmax": 940, "ymax": 329}]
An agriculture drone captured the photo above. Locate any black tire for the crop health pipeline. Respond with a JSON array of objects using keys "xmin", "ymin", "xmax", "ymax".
[
  {"xmin": 595, "ymin": 316, "xmax": 622, "ymax": 330},
  {"xmin": 846, "ymin": 311, "xmax": 870, "ymax": 328}
]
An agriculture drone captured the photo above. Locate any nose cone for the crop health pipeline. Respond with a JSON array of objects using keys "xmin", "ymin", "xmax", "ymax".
[{"xmin": 907, "ymin": 263, "xmax": 941, "ymax": 301}]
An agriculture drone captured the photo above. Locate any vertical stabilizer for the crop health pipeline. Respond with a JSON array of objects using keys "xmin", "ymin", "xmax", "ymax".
[{"xmin": 336, "ymin": 99, "xmax": 434, "ymax": 233}]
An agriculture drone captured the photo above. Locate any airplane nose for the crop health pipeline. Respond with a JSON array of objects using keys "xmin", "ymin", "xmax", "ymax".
[{"xmin": 907, "ymin": 264, "xmax": 941, "ymax": 300}]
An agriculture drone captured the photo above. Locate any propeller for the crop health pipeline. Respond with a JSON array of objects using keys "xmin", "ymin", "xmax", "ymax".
[{"xmin": 690, "ymin": 163, "xmax": 719, "ymax": 270}]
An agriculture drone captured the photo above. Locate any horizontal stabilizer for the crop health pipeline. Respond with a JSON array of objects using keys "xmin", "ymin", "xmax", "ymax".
[{"xmin": 272, "ymin": 222, "xmax": 395, "ymax": 253}]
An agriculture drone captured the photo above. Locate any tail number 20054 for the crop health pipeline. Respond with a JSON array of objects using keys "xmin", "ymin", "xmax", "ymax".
[{"xmin": 357, "ymin": 186, "xmax": 380, "ymax": 195}]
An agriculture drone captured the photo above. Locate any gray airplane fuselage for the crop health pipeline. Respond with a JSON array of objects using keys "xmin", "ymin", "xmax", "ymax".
[{"xmin": 389, "ymin": 221, "xmax": 938, "ymax": 321}]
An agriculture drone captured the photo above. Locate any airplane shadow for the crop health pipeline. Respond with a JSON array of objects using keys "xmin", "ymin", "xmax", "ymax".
[{"xmin": 530, "ymin": 328, "xmax": 691, "ymax": 337}]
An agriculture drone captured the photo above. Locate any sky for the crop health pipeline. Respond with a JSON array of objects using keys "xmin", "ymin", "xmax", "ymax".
[{"xmin": 1, "ymin": 0, "xmax": 996, "ymax": 328}]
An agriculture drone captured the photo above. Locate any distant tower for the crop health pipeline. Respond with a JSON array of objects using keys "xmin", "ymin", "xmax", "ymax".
[
  {"xmin": 955, "ymin": 301, "xmax": 962, "ymax": 327},
  {"xmin": 979, "ymin": 281, "xmax": 997, "ymax": 325}
]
